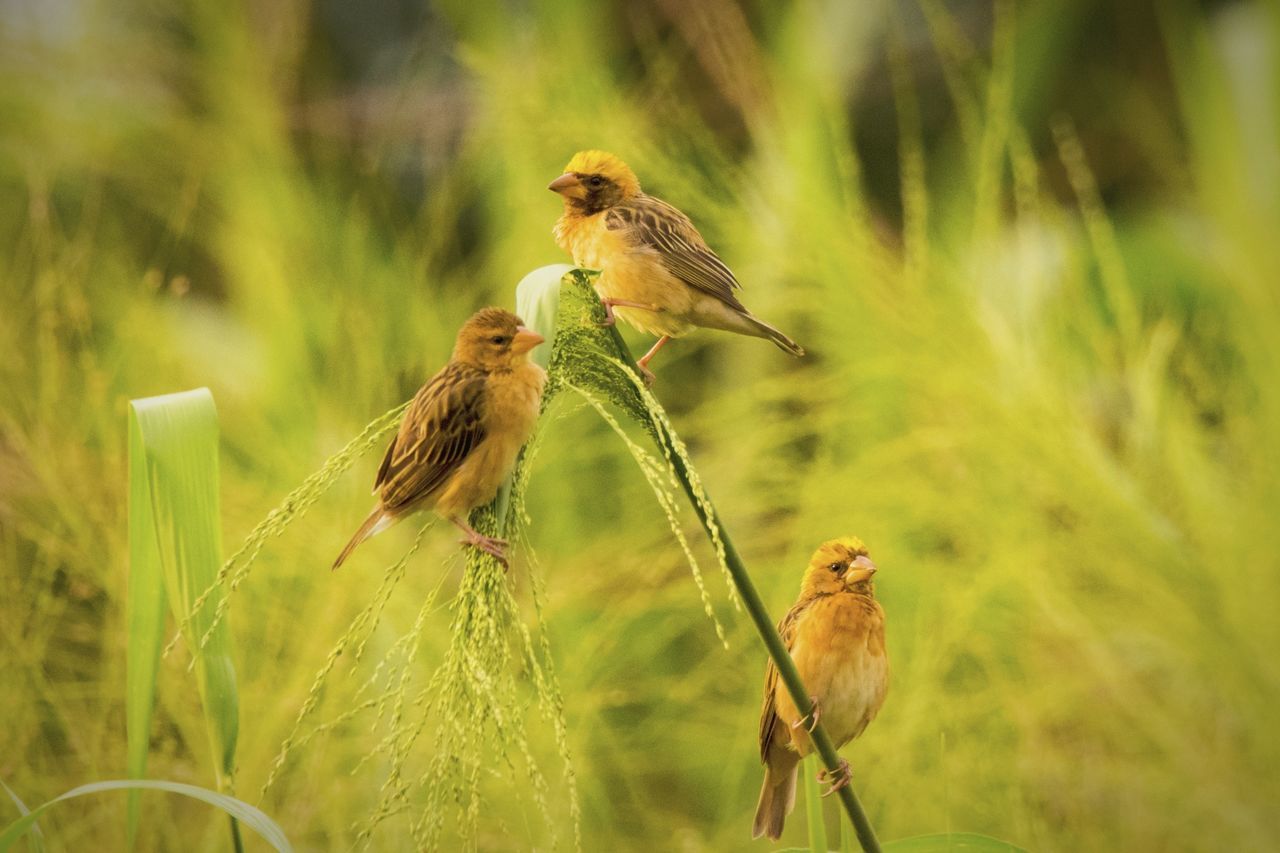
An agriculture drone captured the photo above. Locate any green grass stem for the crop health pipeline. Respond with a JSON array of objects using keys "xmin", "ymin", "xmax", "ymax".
[{"xmin": 544, "ymin": 267, "xmax": 883, "ymax": 852}]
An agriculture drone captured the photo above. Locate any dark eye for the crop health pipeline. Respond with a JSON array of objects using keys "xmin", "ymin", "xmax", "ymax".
[
  {"xmin": 491, "ymin": 335, "xmax": 509, "ymax": 345},
  {"xmin": 828, "ymin": 562, "xmax": 843, "ymax": 573},
  {"xmin": 587, "ymin": 175, "xmax": 604, "ymax": 188}
]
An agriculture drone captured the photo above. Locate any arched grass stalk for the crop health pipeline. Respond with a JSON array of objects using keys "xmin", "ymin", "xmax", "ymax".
[
  {"xmin": 532, "ymin": 267, "xmax": 883, "ymax": 853},
  {"xmin": 154, "ymin": 284, "xmax": 577, "ymax": 849},
  {"xmin": 179, "ymin": 265, "xmax": 877, "ymax": 850},
  {"xmin": 0, "ymin": 780, "xmax": 292, "ymax": 853},
  {"xmin": 526, "ymin": 267, "xmax": 740, "ymax": 621},
  {"xmin": 250, "ymin": 289, "xmax": 579, "ymax": 848},
  {"xmin": 255, "ymin": 459, "xmax": 576, "ymax": 851},
  {"xmin": 565, "ymin": 381, "xmax": 728, "ymax": 646},
  {"xmin": 166, "ymin": 401, "xmax": 410, "ymax": 661},
  {"xmin": 259, "ymin": 519, "xmax": 431, "ymax": 798},
  {"xmin": 349, "ymin": 506, "xmax": 565, "ymax": 851}
]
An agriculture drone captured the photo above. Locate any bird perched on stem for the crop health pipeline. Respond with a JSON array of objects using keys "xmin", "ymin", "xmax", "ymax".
[
  {"xmin": 753, "ymin": 537, "xmax": 889, "ymax": 841},
  {"xmin": 333, "ymin": 308, "xmax": 546, "ymax": 570},
  {"xmin": 548, "ymin": 150, "xmax": 804, "ymax": 384}
]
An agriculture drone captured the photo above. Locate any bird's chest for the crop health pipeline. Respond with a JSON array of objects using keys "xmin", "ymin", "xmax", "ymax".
[
  {"xmin": 555, "ymin": 212, "xmax": 614, "ymax": 270},
  {"xmin": 484, "ymin": 364, "xmax": 546, "ymax": 450},
  {"xmin": 786, "ymin": 597, "xmax": 889, "ymax": 747},
  {"xmin": 437, "ymin": 364, "xmax": 545, "ymax": 517},
  {"xmin": 554, "ymin": 211, "xmax": 694, "ymax": 337}
]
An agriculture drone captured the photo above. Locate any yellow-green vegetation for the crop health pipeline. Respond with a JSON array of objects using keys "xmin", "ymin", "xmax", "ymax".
[{"xmin": 3, "ymin": 1, "xmax": 1279, "ymax": 851}]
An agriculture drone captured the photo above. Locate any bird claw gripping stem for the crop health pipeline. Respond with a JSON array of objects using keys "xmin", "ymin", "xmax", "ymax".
[
  {"xmin": 451, "ymin": 518, "xmax": 510, "ymax": 570},
  {"xmin": 818, "ymin": 758, "xmax": 853, "ymax": 798},
  {"xmin": 792, "ymin": 696, "xmax": 822, "ymax": 733}
]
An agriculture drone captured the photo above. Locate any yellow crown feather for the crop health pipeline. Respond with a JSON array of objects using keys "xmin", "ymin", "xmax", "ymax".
[{"xmin": 563, "ymin": 150, "xmax": 641, "ymax": 197}]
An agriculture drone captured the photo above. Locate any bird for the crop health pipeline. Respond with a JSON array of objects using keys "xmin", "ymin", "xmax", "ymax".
[
  {"xmin": 333, "ymin": 308, "xmax": 546, "ymax": 570},
  {"xmin": 753, "ymin": 536, "xmax": 889, "ymax": 841},
  {"xmin": 547, "ymin": 150, "xmax": 804, "ymax": 383}
]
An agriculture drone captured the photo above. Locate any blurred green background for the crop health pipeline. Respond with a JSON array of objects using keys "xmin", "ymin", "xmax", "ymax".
[{"xmin": 3, "ymin": 0, "xmax": 1279, "ymax": 850}]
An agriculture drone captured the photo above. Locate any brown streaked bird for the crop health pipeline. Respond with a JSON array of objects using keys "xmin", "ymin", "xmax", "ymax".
[
  {"xmin": 548, "ymin": 150, "xmax": 804, "ymax": 383},
  {"xmin": 333, "ymin": 308, "xmax": 546, "ymax": 570},
  {"xmin": 753, "ymin": 536, "xmax": 889, "ymax": 841}
]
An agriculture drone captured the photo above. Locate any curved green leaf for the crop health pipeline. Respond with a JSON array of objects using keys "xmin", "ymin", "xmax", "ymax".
[
  {"xmin": 514, "ymin": 263, "xmax": 573, "ymax": 371},
  {"xmin": 0, "ymin": 781, "xmax": 41, "ymax": 853},
  {"xmin": 0, "ymin": 780, "xmax": 290, "ymax": 853},
  {"xmin": 128, "ymin": 389, "xmax": 240, "ymax": 846}
]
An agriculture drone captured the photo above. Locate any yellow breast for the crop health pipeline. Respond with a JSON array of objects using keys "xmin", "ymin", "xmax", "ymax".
[
  {"xmin": 554, "ymin": 211, "xmax": 617, "ymax": 269},
  {"xmin": 777, "ymin": 594, "xmax": 889, "ymax": 752},
  {"xmin": 485, "ymin": 362, "xmax": 546, "ymax": 441},
  {"xmin": 554, "ymin": 210, "xmax": 696, "ymax": 338},
  {"xmin": 432, "ymin": 363, "xmax": 546, "ymax": 519}
]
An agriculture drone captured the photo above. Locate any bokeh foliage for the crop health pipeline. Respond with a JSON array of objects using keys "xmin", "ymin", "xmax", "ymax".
[{"xmin": 2, "ymin": 0, "xmax": 1279, "ymax": 850}]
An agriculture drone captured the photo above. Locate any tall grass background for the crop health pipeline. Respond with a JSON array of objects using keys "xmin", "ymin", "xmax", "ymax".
[{"xmin": 3, "ymin": 0, "xmax": 1279, "ymax": 850}]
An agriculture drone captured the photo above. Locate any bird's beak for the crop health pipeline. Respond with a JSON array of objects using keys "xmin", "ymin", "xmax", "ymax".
[
  {"xmin": 844, "ymin": 555, "xmax": 878, "ymax": 585},
  {"xmin": 547, "ymin": 172, "xmax": 585, "ymax": 199},
  {"xmin": 511, "ymin": 326, "xmax": 545, "ymax": 354}
]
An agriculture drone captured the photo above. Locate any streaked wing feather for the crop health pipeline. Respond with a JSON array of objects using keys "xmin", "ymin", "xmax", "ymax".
[
  {"xmin": 375, "ymin": 362, "xmax": 487, "ymax": 512},
  {"xmin": 758, "ymin": 598, "xmax": 812, "ymax": 762},
  {"xmin": 607, "ymin": 195, "xmax": 747, "ymax": 311}
]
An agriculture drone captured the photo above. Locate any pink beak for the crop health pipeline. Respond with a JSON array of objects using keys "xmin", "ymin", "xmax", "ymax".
[
  {"xmin": 547, "ymin": 173, "xmax": 580, "ymax": 193},
  {"xmin": 511, "ymin": 326, "xmax": 545, "ymax": 353},
  {"xmin": 845, "ymin": 555, "xmax": 878, "ymax": 584}
]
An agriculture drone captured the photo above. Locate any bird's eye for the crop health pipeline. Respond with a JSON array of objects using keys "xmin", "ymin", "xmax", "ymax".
[
  {"xmin": 491, "ymin": 335, "xmax": 509, "ymax": 345},
  {"xmin": 828, "ymin": 562, "xmax": 844, "ymax": 573},
  {"xmin": 587, "ymin": 175, "xmax": 604, "ymax": 188}
]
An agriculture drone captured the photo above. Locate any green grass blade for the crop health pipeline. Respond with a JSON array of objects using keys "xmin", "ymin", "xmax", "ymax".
[
  {"xmin": 0, "ymin": 780, "xmax": 290, "ymax": 853},
  {"xmin": 125, "ymin": 398, "xmax": 175, "ymax": 844},
  {"xmin": 803, "ymin": 755, "xmax": 828, "ymax": 852},
  {"xmin": 841, "ymin": 808, "xmax": 856, "ymax": 853},
  {"xmin": 127, "ymin": 389, "xmax": 240, "ymax": 846},
  {"xmin": 0, "ymin": 781, "xmax": 42, "ymax": 853}
]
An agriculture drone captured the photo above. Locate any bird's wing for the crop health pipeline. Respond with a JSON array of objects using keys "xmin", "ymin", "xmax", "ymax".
[
  {"xmin": 375, "ymin": 362, "xmax": 488, "ymax": 512},
  {"xmin": 758, "ymin": 598, "xmax": 812, "ymax": 762},
  {"xmin": 607, "ymin": 194, "xmax": 748, "ymax": 311}
]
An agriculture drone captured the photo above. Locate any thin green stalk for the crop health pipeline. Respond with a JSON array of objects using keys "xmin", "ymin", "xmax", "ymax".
[
  {"xmin": 507, "ymin": 265, "xmax": 881, "ymax": 849},
  {"xmin": 803, "ymin": 756, "xmax": 828, "ymax": 853},
  {"xmin": 230, "ymin": 815, "xmax": 244, "ymax": 853},
  {"xmin": 592, "ymin": 285, "xmax": 883, "ymax": 853}
]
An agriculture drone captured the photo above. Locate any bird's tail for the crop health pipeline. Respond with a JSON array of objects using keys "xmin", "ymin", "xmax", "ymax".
[
  {"xmin": 332, "ymin": 507, "xmax": 392, "ymax": 570},
  {"xmin": 745, "ymin": 315, "xmax": 805, "ymax": 357},
  {"xmin": 752, "ymin": 756, "xmax": 799, "ymax": 840}
]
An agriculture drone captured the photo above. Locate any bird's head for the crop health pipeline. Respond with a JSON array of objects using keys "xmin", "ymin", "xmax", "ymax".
[
  {"xmin": 800, "ymin": 536, "xmax": 878, "ymax": 597},
  {"xmin": 547, "ymin": 150, "xmax": 641, "ymax": 214},
  {"xmin": 453, "ymin": 307, "xmax": 545, "ymax": 369}
]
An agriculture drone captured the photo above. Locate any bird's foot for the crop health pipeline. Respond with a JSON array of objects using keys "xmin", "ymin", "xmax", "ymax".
[
  {"xmin": 818, "ymin": 758, "xmax": 852, "ymax": 798},
  {"xmin": 596, "ymin": 298, "xmax": 664, "ymax": 327},
  {"xmin": 451, "ymin": 518, "xmax": 510, "ymax": 570},
  {"xmin": 791, "ymin": 696, "xmax": 821, "ymax": 733},
  {"xmin": 459, "ymin": 532, "xmax": 509, "ymax": 569},
  {"xmin": 634, "ymin": 335, "xmax": 670, "ymax": 387}
]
